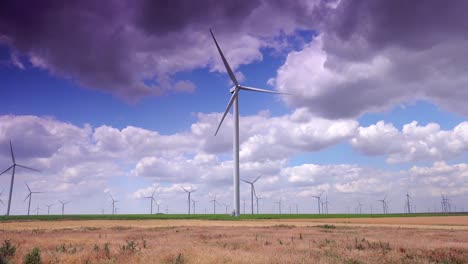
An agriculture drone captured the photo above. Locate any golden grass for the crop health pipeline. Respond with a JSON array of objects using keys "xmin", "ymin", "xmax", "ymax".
[{"xmin": 0, "ymin": 217, "xmax": 467, "ymax": 263}]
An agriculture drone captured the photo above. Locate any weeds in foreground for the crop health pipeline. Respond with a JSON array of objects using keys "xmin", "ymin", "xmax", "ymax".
[
  {"xmin": 0, "ymin": 239, "xmax": 17, "ymax": 263},
  {"xmin": 104, "ymin": 243, "xmax": 110, "ymax": 258},
  {"xmin": 119, "ymin": 240, "xmax": 139, "ymax": 254},
  {"xmin": 24, "ymin": 247, "xmax": 41, "ymax": 264}
]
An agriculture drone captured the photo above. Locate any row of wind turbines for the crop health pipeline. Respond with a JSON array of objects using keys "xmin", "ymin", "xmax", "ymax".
[{"xmin": 0, "ymin": 141, "xmax": 71, "ymax": 216}]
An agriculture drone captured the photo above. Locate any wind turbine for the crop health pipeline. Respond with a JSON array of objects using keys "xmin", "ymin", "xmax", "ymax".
[
  {"xmin": 312, "ymin": 192, "xmax": 323, "ymax": 214},
  {"xmin": 276, "ymin": 198, "xmax": 282, "ymax": 214},
  {"xmin": 210, "ymin": 29, "xmax": 286, "ymax": 217},
  {"xmin": 24, "ymin": 182, "xmax": 43, "ymax": 216},
  {"xmin": 155, "ymin": 200, "xmax": 162, "ymax": 214},
  {"xmin": 34, "ymin": 204, "xmax": 40, "ymax": 215},
  {"xmin": 45, "ymin": 203, "xmax": 54, "ymax": 215},
  {"xmin": 145, "ymin": 191, "xmax": 156, "ymax": 214},
  {"xmin": 0, "ymin": 190, "xmax": 4, "ymax": 206},
  {"xmin": 324, "ymin": 196, "xmax": 330, "ymax": 214},
  {"xmin": 110, "ymin": 195, "xmax": 118, "ymax": 215},
  {"xmin": 0, "ymin": 140, "xmax": 40, "ymax": 215},
  {"xmin": 58, "ymin": 200, "xmax": 70, "ymax": 215},
  {"xmin": 241, "ymin": 173, "xmax": 262, "ymax": 214},
  {"xmin": 191, "ymin": 199, "xmax": 197, "ymax": 214},
  {"xmin": 210, "ymin": 194, "xmax": 218, "ymax": 214},
  {"xmin": 357, "ymin": 201, "xmax": 363, "ymax": 214},
  {"xmin": 182, "ymin": 187, "xmax": 198, "ymax": 215},
  {"xmin": 223, "ymin": 203, "xmax": 230, "ymax": 214},
  {"xmin": 378, "ymin": 194, "xmax": 388, "ymax": 214},
  {"xmin": 253, "ymin": 188, "xmax": 263, "ymax": 214}
]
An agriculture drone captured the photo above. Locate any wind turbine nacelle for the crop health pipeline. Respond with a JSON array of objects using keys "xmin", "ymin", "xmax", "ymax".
[{"xmin": 230, "ymin": 86, "xmax": 237, "ymax": 93}]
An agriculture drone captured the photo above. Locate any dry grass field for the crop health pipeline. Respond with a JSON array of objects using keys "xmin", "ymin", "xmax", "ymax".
[{"xmin": 1, "ymin": 216, "xmax": 467, "ymax": 263}]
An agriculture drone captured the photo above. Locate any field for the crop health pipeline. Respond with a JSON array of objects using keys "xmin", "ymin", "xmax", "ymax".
[{"xmin": 1, "ymin": 215, "xmax": 467, "ymax": 263}]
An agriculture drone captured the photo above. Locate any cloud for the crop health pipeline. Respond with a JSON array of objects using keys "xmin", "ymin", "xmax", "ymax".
[
  {"xmin": 1, "ymin": 113, "xmax": 467, "ymax": 214},
  {"xmin": 274, "ymin": 0, "xmax": 468, "ymax": 118},
  {"xmin": 0, "ymin": 0, "xmax": 322, "ymax": 101},
  {"xmin": 351, "ymin": 121, "xmax": 468, "ymax": 163}
]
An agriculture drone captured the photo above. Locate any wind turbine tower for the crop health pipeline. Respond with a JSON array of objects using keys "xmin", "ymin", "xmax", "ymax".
[
  {"xmin": 0, "ymin": 141, "xmax": 40, "ymax": 215},
  {"xmin": 210, "ymin": 29, "xmax": 285, "ymax": 216}
]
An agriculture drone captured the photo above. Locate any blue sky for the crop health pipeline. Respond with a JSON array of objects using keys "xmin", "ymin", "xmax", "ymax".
[{"xmin": 0, "ymin": 0, "xmax": 467, "ymax": 215}]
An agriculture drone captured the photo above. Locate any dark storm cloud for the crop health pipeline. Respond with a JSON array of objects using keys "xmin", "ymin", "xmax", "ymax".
[
  {"xmin": 277, "ymin": 0, "xmax": 468, "ymax": 118},
  {"xmin": 326, "ymin": 0, "xmax": 468, "ymax": 55},
  {"xmin": 0, "ymin": 0, "xmax": 322, "ymax": 100}
]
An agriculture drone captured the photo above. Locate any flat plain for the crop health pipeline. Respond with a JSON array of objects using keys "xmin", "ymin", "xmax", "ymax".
[{"xmin": 1, "ymin": 215, "xmax": 467, "ymax": 263}]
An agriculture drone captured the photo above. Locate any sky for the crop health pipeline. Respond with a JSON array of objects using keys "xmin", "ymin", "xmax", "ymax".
[{"xmin": 0, "ymin": 0, "xmax": 467, "ymax": 215}]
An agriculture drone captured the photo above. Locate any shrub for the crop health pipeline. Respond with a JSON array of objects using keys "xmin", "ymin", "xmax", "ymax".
[
  {"xmin": 173, "ymin": 253, "xmax": 184, "ymax": 264},
  {"xmin": 0, "ymin": 240, "xmax": 16, "ymax": 258},
  {"xmin": 24, "ymin": 247, "xmax": 41, "ymax": 264},
  {"xmin": 104, "ymin": 243, "xmax": 110, "ymax": 258}
]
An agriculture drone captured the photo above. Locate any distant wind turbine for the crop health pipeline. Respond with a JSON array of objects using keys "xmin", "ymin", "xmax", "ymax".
[
  {"xmin": 241, "ymin": 173, "xmax": 262, "ymax": 214},
  {"xmin": 191, "ymin": 199, "xmax": 197, "ymax": 214},
  {"xmin": 182, "ymin": 187, "xmax": 198, "ymax": 215},
  {"xmin": 34, "ymin": 204, "xmax": 40, "ymax": 215},
  {"xmin": 276, "ymin": 198, "xmax": 282, "ymax": 214},
  {"xmin": 24, "ymin": 182, "xmax": 43, "ymax": 216},
  {"xmin": 378, "ymin": 194, "xmax": 389, "ymax": 214},
  {"xmin": 45, "ymin": 203, "xmax": 54, "ymax": 215},
  {"xmin": 223, "ymin": 203, "xmax": 230, "ymax": 214},
  {"xmin": 155, "ymin": 200, "xmax": 162, "ymax": 214},
  {"xmin": 0, "ymin": 190, "xmax": 4, "ymax": 206},
  {"xmin": 210, "ymin": 194, "xmax": 218, "ymax": 214},
  {"xmin": 312, "ymin": 192, "xmax": 323, "ymax": 214},
  {"xmin": 58, "ymin": 200, "xmax": 70, "ymax": 215},
  {"xmin": 210, "ymin": 29, "xmax": 286, "ymax": 216},
  {"xmin": 0, "ymin": 140, "xmax": 40, "ymax": 215},
  {"xmin": 253, "ymin": 189, "xmax": 263, "ymax": 214},
  {"xmin": 145, "ymin": 191, "xmax": 156, "ymax": 214},
  {"xmin": 110, "ymin": 195, "xmax": 118, "ymax": 215}
]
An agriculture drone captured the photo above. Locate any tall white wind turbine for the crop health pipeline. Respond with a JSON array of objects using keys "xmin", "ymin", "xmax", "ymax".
[
  {"xmin": 210, "ymin": 29, "xmax": 286, "ymax": 217},
  {"xmin": 0, "ymin": 141, "xmax": 40, "ymax": 215}
]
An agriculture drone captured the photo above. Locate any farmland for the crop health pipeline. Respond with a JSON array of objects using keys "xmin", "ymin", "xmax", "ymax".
[{"xmin": 1, "ymin": 215, "xmax": 467, "ymax": 263}]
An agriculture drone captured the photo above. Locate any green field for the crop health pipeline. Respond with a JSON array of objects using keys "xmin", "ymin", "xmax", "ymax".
[{"xmin": 1, "ymin": 212, "xmax": 466, "ymax": 221}]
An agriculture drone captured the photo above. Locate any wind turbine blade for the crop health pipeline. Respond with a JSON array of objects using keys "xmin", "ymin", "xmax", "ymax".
[
  {"xmin": 16, "ymin": 164, "xmax": 40, "ymax": 172},
  {"xmin": 0, "ymin": 165, "xmax": 13, "ymax": 176},
  {"xmin": 209, "ymin": 29, "xmax": 239, "ymax": 86},
  {"xmin": 9, "ymin": 140, "xmax": 15, "ymax": 164},
  {"xmin": 239, "ymin": 86, "xmax": 288, "ymax": 95},
  {"xmin": 24, "ymin": 193, "xmax": 31, "ymax": 202},
  {"xmin": 25, "ymin": 183, "xmax": 31, "ymax": 192},
  {"xmin": 252, "ymin": 174, "xmax": 262, "ymax": 183},
  {"xmin": 240, "ymin": 179, "xmax": 250, "ymax": 184},
  {"xmin": 214, "ymin": 89, "xmax": 238, "ymax": 136}
]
